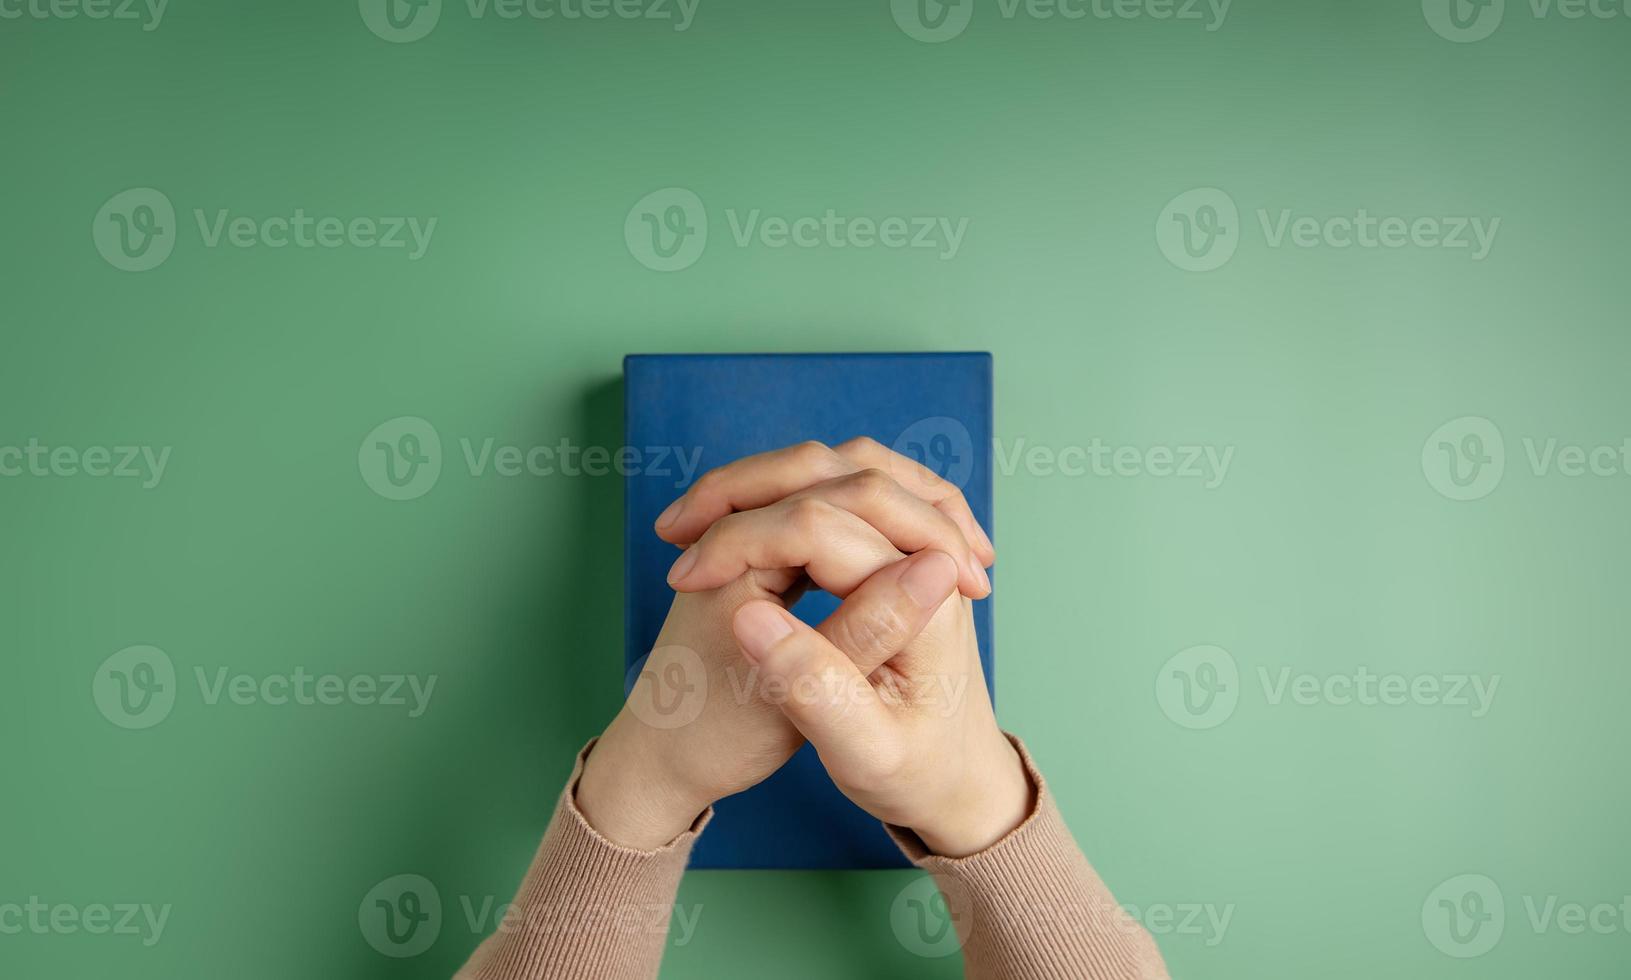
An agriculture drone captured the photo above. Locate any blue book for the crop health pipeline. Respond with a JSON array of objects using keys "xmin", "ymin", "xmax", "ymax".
[{"xmin": 623, "ymin": 352, "xmax": 994, "ymax": 870}]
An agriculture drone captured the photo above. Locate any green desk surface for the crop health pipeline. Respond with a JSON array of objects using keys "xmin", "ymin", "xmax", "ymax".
[{"xmin": 4, "ymin": 0, "xmax": 1628, "ymax": 976}]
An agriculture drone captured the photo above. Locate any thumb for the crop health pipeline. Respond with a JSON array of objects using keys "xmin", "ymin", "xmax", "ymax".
[
  {"xmin": 732, "ymin": 600, "xmax": 889, "ymax": 753},
  {"xmin": 818, "ymin": 550, "xmax": 961, "ymax": 677}
]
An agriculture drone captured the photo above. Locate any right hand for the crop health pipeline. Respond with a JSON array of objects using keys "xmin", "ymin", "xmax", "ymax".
[
  {"xmin": 730, "ymin": 588, "xmax": 1032, "ymax": 858},
  {"xmin": 677, "ymin": 442, "xmax": 1027, "ymax": 858}
]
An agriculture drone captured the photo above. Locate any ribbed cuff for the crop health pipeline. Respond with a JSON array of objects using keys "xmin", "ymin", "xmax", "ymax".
[
  {"xmin": 457, "ymin": 739, "xmax": 712, "ymax": 980},
  {"xmin": 886, "ymin": 734, "xmax": 1168, "ymax": 980}
]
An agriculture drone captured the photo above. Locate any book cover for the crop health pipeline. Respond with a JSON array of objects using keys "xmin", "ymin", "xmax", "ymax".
[{"xmin": 624, "ymin": 352, "xmax": 994, "ymax": 869}]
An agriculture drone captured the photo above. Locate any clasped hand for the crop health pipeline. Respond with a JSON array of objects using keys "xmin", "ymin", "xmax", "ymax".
[{"xmin": 577, "ymin": 438, "xmax": 1030, "ymax": 858}]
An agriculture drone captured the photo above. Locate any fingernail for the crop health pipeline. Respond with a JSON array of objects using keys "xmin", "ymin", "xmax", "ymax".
[
  {"xmin": 734, "ymin": 602, "xmax": 795, "ymax": 663},
  {"xmin": 667, "ymin": 548, "xmax": 698, "ymax": 586},
  {"xmin": 901, "ymin": 551, "xmax": 961, "ymax": 608},
  {"xmin": 970, "ymin": 558, "xmax": 991, "ymax": 595},
  {"xmin": 655, "ymin": 498, "xmax": 684, "ymax": 530}
]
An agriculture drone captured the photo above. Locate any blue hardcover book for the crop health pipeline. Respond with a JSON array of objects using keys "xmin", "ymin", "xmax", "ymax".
[{"xmin": 624, "ymin": 352, "xmax": 994, "ymax": 870}]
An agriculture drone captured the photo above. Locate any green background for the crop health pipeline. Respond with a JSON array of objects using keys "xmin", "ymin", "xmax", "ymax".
[{"xmin": 3, "ymin": 0, "xmax": 1628, "ymax": 976}]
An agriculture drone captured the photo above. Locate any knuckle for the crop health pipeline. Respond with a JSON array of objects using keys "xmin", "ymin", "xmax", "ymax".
[
  {"xmin": 836, "ymin": 603, "xmax": 911, "ymax": 659},
  {"xmin": 837, "ymin": 435, "xmax": 883, "ymax": 455},
  {"xmin": 689, "ymin": 467, "xmax": 726, "ymax": 499},
  {"xmin": 705, "ymin": 510, "xmax": 748, "ymax": 544},
  {"xmin": 932, "ymin": 507, "xmax": 969, "ymax": 544},
  {"xmin": 783, "ymin": 496, "xmax": 834, "ymax": 534},
  {"xmin": 792, "ymin": 440, "xmax": 831, "ymax": 464},
  {"xmin": 847, "ymin": 467, "xmax": 897, "ymax": 501},
  {"xmin": 793, "ymin": 440, "xmax": 850, "ymax": 478}
]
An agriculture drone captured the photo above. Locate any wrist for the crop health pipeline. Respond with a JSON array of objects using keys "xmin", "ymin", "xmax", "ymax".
[
  {"xmin": 912, "ymin": 733, "xmax": 1034, "ymax": 858},
  {"xmin": 575, "ymin": 715, "xmax": 710, "ymax": 850}
]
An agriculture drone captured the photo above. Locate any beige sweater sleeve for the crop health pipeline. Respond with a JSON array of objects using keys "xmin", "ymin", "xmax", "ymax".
[
  {"xmin": 456, "ymin": 736, "xmax": 1167, "ymax": 980},
  {"xmin": 455, "ymin": 740, "xmax": 710, "ymax": 980},
  {"xmin": 887, "ymin": 735, "xmax": 1171, "ymax": 980}
]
